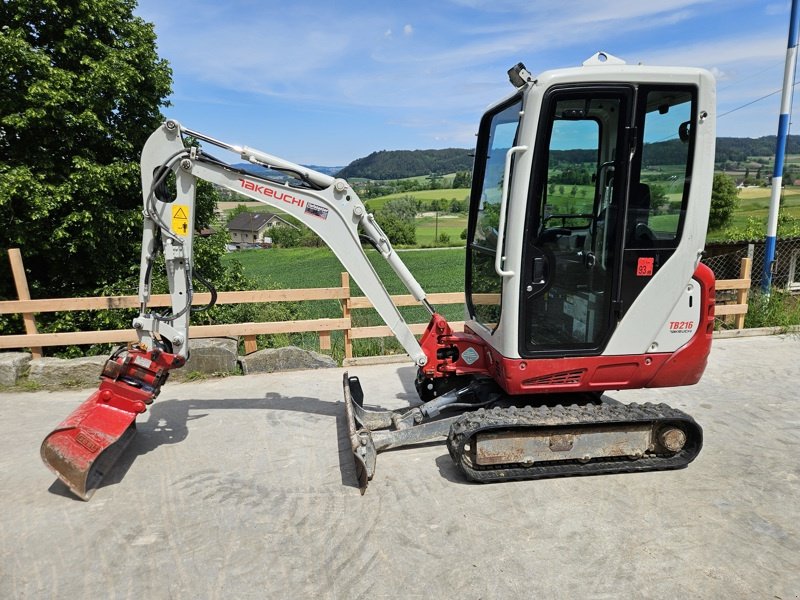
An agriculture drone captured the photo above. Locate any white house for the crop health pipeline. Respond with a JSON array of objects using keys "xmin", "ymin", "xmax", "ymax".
[{"xmin": 226, "ymin": 212, "xmax": 296, "ymax": 246}]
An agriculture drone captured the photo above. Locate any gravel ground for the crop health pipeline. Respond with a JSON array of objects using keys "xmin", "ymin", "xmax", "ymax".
[{"xmin": 1, "ymin": 334, "xmax": 798, "ymax": 599}]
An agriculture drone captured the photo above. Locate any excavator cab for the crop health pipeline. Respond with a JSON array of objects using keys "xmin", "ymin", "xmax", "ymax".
[{"xmin": 465, "ymin": 55, "xmax": 714, "ymax": 389}]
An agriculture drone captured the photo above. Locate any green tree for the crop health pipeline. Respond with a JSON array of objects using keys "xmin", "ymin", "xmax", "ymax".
[
  {"xmin": 452, "ymin": 170, "xmax": 472, "ymax": 189},
  {"xmin": 449, "ymin": 198, "xmax": 465, "ymax": 213},
  {"xmin": 708, "ymin": 173, "xmax": 739, "ymax": 230},
  {"xmin": 270, "ymin": 224, "xmax": 303, "ymax": 248},
  {"xmin": 374, "ymin": 197, "xmax": 416, "ymax": 245},
  {"xmin": 226, "ymin": 204, "xmax": 252, "ymax": 222},
  {"xmin": 426, "ymin": 173, "xmax": 443, "ymax": 189},
  {"xmin": 0, "ymin": 0, "xmax": 172, "ymax": 300},
  {"xmin": 649, "ymin": 184, "xmax": 669, "ymax": 213}
]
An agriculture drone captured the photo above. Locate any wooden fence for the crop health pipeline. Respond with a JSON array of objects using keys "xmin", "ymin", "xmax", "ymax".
[
  {"xmin": 713, "ymin": 257, "xmax": 752, "ymax": 329},
  {"xmin": 0, "ymin": 249, "xmax": 466, "ymax": 358},
  {"xmin": 0, "ymin": 250, "xmax": 751, "ymax": 357}
]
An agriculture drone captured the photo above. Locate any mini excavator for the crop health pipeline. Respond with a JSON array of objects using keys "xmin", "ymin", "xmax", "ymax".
[{"xmin": 41, "ymin": 52, "xmax": 715, "ymax": 499}]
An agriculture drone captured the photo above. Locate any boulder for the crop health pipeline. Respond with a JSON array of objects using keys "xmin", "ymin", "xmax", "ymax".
[
  {"xmin": 27, "ymin": 355, "xmax": 107, "ymax": 389},
  {"xmin": 242, "ymin": 346, "xmax": 336, "ymax": 374},
  {"xmin": 0, "ymin": 352, "xmax": 32, "ymax": 387},
  {"xmin": 175, "ymin": 337, "xmax": 239, "ymax": 378}
]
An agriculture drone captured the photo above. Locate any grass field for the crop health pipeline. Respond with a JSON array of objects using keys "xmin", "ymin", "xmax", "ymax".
[
  {"xmin": 707, "ymin": 186, "xmax": 800, "ymax": 240},
  {"xmin": 415, "ymin": 213, "xmax": 468, "ymax": 246},
  {"xmin": 364, "ymin": 188, "xmax": 471, "ymax": 211},
  {"xmin": 223, "ymin": 246, "xmax": 467, "ymax": 359}
]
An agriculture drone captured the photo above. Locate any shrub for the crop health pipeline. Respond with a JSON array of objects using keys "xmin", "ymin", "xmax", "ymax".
[{"xmin": 708, "ymin": 173, "xmax": 739, "ymax": 230}]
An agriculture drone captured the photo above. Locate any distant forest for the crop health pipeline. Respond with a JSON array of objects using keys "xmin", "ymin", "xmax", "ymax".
[
  {"xmin": 337, "ymin": 148, "xmax": 474, "ymax": 180},
  {"xmin": 335, "ymin": 135, "xmax": 800, "ymax": 180}
]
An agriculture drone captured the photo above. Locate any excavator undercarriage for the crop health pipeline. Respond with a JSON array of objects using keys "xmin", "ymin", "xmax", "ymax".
[{"xmin": 344, "ymin": 372, "xmax": 703, "ymax": 491}]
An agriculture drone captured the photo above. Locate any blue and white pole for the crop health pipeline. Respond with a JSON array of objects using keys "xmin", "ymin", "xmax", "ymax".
[{"xmin": 763, "ymin": 0, "xmax": 800, "ymax": 292}]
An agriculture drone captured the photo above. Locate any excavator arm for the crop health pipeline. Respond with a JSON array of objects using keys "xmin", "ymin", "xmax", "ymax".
[
  {"xmin": 41, "ymin": 120, "xmax": 472, "ymax": 499},
  {"xmin": 136, "ymin": 119, "xmax": 432, "ymax": 365}
]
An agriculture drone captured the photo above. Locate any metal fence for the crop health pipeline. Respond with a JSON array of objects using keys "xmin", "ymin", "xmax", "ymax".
[{"xmin": 702, "ymin": 236, "xmax": 800, "ymax": 293}]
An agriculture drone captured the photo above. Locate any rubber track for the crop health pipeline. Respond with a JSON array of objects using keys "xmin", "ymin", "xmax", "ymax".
[{"xmin": 446, "ymin": 402, "xmax": 703, "ymax": 483}]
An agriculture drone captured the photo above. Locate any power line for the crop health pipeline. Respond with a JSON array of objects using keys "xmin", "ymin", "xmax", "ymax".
[
  {"xmin": 650, "ymin": 81, "xmax": 800, "ymax": 144},
  {"xmin": 717, "ymin": 64, "xmax": 782, "ymax": 92},
  {"xmin": 718, "ymin": 80, "xmax": 800, "ymax": 119}
]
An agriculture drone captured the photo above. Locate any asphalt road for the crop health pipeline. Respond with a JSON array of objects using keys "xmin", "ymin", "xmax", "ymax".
[{"xmin": 1, "ymin": 335, "xmax": 798, "ymax": 599}]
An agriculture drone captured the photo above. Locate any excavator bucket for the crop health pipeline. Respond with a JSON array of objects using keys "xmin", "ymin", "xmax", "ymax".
[
  {"xmin": 40, "ymin": 348, "xmax": 182, "ymax": 500},
  {"xmin": 41, "ymin": 386, "xmax": 143, "ymax": 500}
]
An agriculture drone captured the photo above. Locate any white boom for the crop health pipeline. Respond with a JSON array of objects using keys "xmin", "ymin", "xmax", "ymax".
[{"xmin": 134, "ymin": 120, "xmax": 432, "ymax": 366}]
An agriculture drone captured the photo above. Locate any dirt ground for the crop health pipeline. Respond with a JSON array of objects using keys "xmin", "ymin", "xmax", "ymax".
[{"xmin": 1, "ymin": 334, "xmax": 798, "ymax": 599}]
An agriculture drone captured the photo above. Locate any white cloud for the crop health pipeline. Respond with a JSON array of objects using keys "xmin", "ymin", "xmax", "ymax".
[
  {"xmin": 765, "ymin": 2, "xmax": 790, "ymax": 16},
  {"xmin": 135, "ymin": 0, "xmax": 794, "ymax": 151},
  {"xmin": 635, "ymin": 34, "xmax": 784, "ymax": 70},
  {"xmin": 709, "ymin": 66, "xmax": 728, "ymax": 81}
]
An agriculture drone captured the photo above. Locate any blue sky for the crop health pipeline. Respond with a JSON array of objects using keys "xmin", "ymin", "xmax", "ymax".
[{"xmin": 135, "ymin": 0, "xmax": 798, "ymax": 166}]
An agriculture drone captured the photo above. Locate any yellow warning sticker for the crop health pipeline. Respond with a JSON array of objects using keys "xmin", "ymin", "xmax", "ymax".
[{"xmin": 172, "ymin": 205, "xmax": 190, "ymax": 237}]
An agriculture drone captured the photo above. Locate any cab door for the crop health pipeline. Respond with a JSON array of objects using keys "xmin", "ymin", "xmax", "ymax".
[
  {"xmin": 520, "ymin": 86, "xmax": 633, "ymax": 356},
  {"xmin": 466, "ymin": 95, "xmax": 524, "ymax": 331}
]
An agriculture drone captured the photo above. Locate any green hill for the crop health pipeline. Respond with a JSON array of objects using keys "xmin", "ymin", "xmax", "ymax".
[
  {"xmin": 337, "ymin": 148, "xmax": 473, "ymax": 180},
  {"xmin": 333, "ymin": 135, "xmax": 800, "ymax": 181}
]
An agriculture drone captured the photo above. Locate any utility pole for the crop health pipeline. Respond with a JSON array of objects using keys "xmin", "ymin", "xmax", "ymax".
[{"xmin": 763, "ymin": 0, "xmax": 800, "ymax": 292}]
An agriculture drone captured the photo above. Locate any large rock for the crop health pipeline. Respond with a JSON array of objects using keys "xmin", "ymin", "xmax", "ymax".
[
  {"xmin": 0, "ymin": 352, "xmax": 32, "ymax": 387},
  {"xmin": 242, "ymin": 346, "xmax": 336, "ymax": 374},
  {"xmin": 175, "ymin": 338, "xmax": 239, "ymax": 378},
  {"xmin": 27, "ymin": 355, "xmax": 107, "ymax": 389}
]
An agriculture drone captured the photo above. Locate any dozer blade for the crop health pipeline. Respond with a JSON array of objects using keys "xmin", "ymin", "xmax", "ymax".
[
  {"xmin": 40, "ymin": 384, "xmax": 146, "ymax": 500},
  {"xmin": 341, "ymin": 372, "xmax": 468, "ymax": 492},
  {"xmin": 342, "ymin": 373, "xmax": 377, "ymax": 494}
]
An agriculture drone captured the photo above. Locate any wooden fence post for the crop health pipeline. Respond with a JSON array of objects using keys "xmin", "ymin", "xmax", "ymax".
[
  {"xmin": 8, "ymin": 248, "xmax": 43, "ymax": 358},
  {"xmin": 734, "ymin": 257, "xmax": 752, "ymax": 330},
  {"xmin": 243, "ymin": 335, "xmax": 258, "ymax": 355},
  {"xmin": 340, "ymin": 272, "xmax": 353, "ymax": 359}
]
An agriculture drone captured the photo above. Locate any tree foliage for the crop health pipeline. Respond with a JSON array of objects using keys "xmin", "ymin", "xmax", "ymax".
[
  {"xmin": 708, "ymin": 173, "xmax": 739, "ymax": 231},
  {"xmin": 715, "ymin": 135, "xmax": 800, "ymax": 164},
  {"xmin": 269, "ymin": 223, "xmax": 322, "ymax": 248},
  {"xmin": 0, "ymin": 0, "xmax": 172, "ymax": 299},
  {"xmin": 451, "ymin": 170, "xmax": 472, "ymax": 189},
  {"xmin": 649, "ymin": 184, "xmax": 669, "ymax": 212},
  {"xmin": 374, "ymin": 197, "xmax": 417, "ymax": 245},
  {"xmin": 338, "ymin": 148, "xmax": 473, "ymax": 180},
  {"xmin": 721, "ymin": 209, "xmax": 800, "ymax": 242}
]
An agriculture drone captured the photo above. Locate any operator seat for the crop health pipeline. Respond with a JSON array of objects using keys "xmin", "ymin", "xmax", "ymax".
[{"xmin": 628, "ymin": 182, "xmax": 656, "ymax": 246}]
